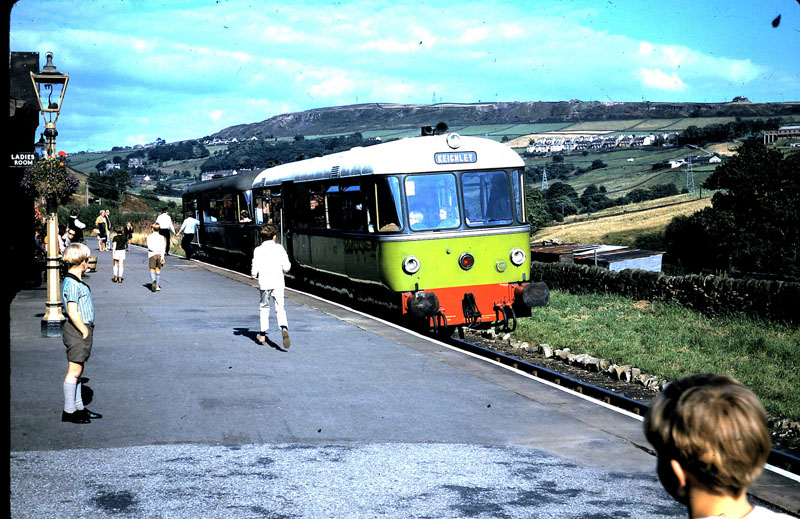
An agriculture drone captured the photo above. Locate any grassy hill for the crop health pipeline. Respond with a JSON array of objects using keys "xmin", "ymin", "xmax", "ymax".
[{"xmin": 531, "ymin": 193, "xmax": 712, "ymax": 247}]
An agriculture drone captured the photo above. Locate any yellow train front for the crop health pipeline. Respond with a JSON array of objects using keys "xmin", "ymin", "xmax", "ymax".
[{"xmin": 250, "ymin": 132, "xmax": 549, "ymax": 333}]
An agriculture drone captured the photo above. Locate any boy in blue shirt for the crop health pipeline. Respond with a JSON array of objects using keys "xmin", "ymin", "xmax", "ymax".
[{"xmin": 61, "ymin": 243, "xmax": 103, "ymax": 424}]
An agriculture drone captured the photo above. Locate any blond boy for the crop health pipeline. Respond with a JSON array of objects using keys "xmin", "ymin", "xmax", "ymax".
[
  {"xmin": 643, "ymin": 373, "xmax": 792, "ymax": 519},
  {"xmin": 61, "ymin": 243, "xmax": 103, "ymax": 424}
]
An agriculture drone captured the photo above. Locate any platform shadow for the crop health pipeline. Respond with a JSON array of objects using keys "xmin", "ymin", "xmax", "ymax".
[{"xmin": 233, "ymin": 327, "xmax": 287, "ymax": 352}]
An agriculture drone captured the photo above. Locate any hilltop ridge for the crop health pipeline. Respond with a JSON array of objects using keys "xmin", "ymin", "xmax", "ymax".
[{"xmin": 208, "ymin": 100, "xmax": 800, "ymax": 140}]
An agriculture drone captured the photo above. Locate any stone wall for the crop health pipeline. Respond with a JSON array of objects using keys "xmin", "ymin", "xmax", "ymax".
[{"xmin": 530, "ymin": 262, "xmax": 800, "ymax": 323}]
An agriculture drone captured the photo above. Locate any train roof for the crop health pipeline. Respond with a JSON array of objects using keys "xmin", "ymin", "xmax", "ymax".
[
  {"xmin": 182, "ymin": 169, "xmax": 262, "ymax": 196},
  {"xmin": 252, "ymin": 134, "xmax": 524, "ymax": 188}
]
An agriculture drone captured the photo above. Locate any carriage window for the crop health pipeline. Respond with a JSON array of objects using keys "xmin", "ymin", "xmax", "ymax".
[
  {"xmin": 325, "ymin": 184, "xmax": 343, "ymax": 229},
  {"xmin": 183, "ymin": 199, "xmax": 197, "ymax": 219},
  {"xmin": 405, "ymin": 173, "xmax": 460, "ymax": 231},
  {"xmin": 340, "ymin": 184, "xmax": 368, "ymax": 232},
  {"xmin": 372, "ymin": 177, "xmax": 402, "ymax": 232},
  {"xmin": 462, "ymin": 171, "xmax": 512, "ymax": 227},
  {"xmin": 254, "ymin": 189, "xmax": 281, "ymax": 226},
  {"xmin": 207, "ymin": 194, "xmax": 235, "ymax": 222}
]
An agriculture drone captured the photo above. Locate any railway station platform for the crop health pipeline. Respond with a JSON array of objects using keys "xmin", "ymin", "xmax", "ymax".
[{"xmin": 9, "ymin": 245, "xmax": 799, "ymax": 518}]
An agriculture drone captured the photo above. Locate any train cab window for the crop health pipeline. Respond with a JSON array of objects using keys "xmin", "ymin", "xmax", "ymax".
[
  {"xmin": 405, "ymin": 173, "xmax": 460, "ymax": 231},
  {"xmin": 513, "ymin": 169, "xmax": 526, "ymax": 223},
  {"xmin": 462, "ymin": 171, "xmax": 512, "ymax": 227}
]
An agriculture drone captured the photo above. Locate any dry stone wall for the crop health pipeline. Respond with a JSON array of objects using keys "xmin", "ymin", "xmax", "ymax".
[{"xmin": 530, "ymin": 262, "xmax": 800, "ymax": 323}]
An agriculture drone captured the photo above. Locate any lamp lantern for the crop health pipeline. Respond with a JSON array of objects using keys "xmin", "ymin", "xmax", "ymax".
[{"xmin": 30, "ymin": 51, "xmax": 69, "ymax": 159}]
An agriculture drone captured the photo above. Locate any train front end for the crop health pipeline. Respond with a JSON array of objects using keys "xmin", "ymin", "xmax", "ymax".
[{"xmin": 374, "ymin": 133, "xmax": 549, "ymax": 332}]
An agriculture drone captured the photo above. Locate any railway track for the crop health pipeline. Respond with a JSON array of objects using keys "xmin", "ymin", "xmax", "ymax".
[{"xmin": 444, "ymin": 334, "xmax": 800, "ymax": 478}]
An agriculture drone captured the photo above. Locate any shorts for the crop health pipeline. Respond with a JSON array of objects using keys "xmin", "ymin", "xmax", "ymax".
[
  {"xmin": 149, "ymin": 255, "xmax": 164, "ymax": 269},
  {"xmin": 113, "ymin": 250, "xmax": 126, "ymax": 261},
  {"xmin": 63, "ymin": 320, "xmax": 93, "ymax": 363}
]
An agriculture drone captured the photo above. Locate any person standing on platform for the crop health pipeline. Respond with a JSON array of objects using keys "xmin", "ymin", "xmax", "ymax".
[
  {"xmin": 68, "ymin": 208, "xmax": 86, "ymax": 243},
  {"xmin": 111, "ymin": 228, "xmax": 128, "ymax": 283},
  {"xmin": 251, "ymin": 224, "xmax": 292, "ymax": 349},
  {"xmin": 103, "ymin": 209, "xmax": 113, "ymax": 251},
  {"xmin": 95, "ymin": 210, "xmax": 108, "ymax": 252},
  {"xmin": 146, "ymin": 223, "xmax": 166, "ymax": 292},
  {"xmin": 123, "ymin": 221, "xmax": 134, "ymax": 243},
  {"xmin": 155, "ymin": 208, "xmax": 175, "ymax": 256},
  {"xmin": 60, "ymin": 243, "xmax": 103, "ymax": 424},
  {"xmin": 177, "ymin": 213, "xmax": 200, "ymax": 259}
]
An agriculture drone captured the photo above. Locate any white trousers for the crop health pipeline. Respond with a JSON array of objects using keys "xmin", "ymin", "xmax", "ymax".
[{"xmin": 259, "ymin": 288, "xmax": 288, "ymax": 332}]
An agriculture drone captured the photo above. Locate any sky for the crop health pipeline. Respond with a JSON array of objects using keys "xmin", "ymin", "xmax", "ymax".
[{"xmin": 9, "ymin": 0, "xmax": 800, "ymax": 153}]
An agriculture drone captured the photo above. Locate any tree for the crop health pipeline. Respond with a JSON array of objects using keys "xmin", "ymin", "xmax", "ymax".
[
  {"xmin": 543, "ymin": 182, "xmax": 580, "ymax": 221},
  {"xmin": 87, "ymin": 170, "xmax": 132, "ymax": 201},
  {"xmin": 665, "ymin": 142, "xmax": 799, "ymax": 276},
  {"xmin": 580, "ymin": 184, "xmax": 613, "ymax": 213},
  {"xmin": 525, "ymin": 188, "xmax": 552, "ymax": 233}
]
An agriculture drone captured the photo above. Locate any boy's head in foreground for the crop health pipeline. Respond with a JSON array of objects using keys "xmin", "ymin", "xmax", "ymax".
[{"xmin": 643, "ymin": 373, "xmax": 771, "ymax": 505}]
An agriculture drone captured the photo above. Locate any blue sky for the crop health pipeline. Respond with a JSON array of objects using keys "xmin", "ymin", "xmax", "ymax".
[{"xmin": 10, "ymin": 0, "xmax": 800, "ymax": 153}]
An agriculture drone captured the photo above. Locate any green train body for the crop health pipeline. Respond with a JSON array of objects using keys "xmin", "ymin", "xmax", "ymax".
[{"xmin": 183, "ymin": 132, "xmax": 548, "ymax": 331}]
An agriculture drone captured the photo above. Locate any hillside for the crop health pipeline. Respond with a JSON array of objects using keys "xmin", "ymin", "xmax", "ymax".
[
  {"xmin": 208, "ymin": 100, "xmax": 800, "ymax": 140},
  {"xmin": 531, "ymin": 194, "xmax": 713, "ymax": 246}
]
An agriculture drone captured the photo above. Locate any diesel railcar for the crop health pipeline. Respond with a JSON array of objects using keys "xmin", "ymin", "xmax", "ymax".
[{"xmin": 182, "ymin": 132, "xmax": 548, "ymax": 332}]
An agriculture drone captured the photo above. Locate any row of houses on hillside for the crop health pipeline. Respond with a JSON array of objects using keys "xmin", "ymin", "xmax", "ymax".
[{"xmin": 526, "ymin": 132, "xmax": 678, "ymax": 154}]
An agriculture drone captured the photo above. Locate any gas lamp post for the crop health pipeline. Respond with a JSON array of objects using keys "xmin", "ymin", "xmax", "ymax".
[{"xmin": 30, "ymin": 52, "xmax": 70, "ymax": 337}]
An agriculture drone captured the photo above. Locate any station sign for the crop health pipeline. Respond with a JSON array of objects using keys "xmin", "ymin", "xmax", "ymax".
[{"xmin": 10, "ymin": 152, "xmax": 36, "ymax": 168}]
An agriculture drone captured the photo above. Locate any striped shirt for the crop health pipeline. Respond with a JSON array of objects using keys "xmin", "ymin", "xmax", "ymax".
[{"xmin": 62, "ymin": 274, "xmax": 94, "ymax": 325}]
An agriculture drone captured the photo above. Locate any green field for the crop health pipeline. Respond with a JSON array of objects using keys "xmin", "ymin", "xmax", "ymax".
[{"xmin": 514, "ymin": 291, "xmax": 800, "ymax": 421}]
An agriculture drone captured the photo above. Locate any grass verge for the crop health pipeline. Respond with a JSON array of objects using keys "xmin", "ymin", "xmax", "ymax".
[{"xmin": 514, "ymin": 290, "xmax": 800, "ymax": 421}]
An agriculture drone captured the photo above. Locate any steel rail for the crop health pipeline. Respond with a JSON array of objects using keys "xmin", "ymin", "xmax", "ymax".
[{"xmin": 447, "ymin": 336, "xmax": 800, "ymax": 477}]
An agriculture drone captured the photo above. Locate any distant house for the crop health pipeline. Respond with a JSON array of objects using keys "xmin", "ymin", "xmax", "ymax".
[
  {"xmin": 128, "ymin": 157, "xmax": 144, "ymax": 169},
  {"xmin": 763, "ymin": 125, "xmax": 800, "ymax": 145},
  {"xmin": 669, "ymin": 159, "xmax": 685, "ymax": 169}
]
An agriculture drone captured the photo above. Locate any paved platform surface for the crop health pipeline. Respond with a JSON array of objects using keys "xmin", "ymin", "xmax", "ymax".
[{"xmin": 9, "ymin": 245, "xmax": 797, "ymax": 518}]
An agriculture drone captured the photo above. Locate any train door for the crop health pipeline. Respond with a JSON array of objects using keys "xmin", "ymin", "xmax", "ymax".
[
  {"xmin": 182, "ymin": 197, "xmax": 201, "ymax": 250},
  {"xmin": 253, "ymin": 186, "xmax": 284, "ymax": 244}
]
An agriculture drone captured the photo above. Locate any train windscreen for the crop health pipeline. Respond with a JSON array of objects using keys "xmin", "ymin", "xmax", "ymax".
[
  {"xmin": 462, "ymin": 171, "xmax": 513, "ymax": 227},
  {"xmin": 404, "ymin": 174, "xmax": 460, "ymax": 231}
]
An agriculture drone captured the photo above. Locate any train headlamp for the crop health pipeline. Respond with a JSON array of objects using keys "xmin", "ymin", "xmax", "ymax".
[
  {"xmin": 510, "ymin": 248, "xmax": 526, "ymax": 266},
  {"xmin": 403, "ymin": 255, "xmax": 421, "ymax": 275},
  {"xmin": 459, "ymin": 252, "xmax": 475, "ymax": 270},
  {"xmin": 446, "ymin": 133, "xmax": 461, "ymax": 149}
]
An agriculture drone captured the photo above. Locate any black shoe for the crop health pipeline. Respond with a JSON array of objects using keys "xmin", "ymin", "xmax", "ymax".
[
  {"xmin": 62, "ymin": 411, "xmax": 91, "ymax": 424},
  {"xmin": 78, "ymin": 408, "xmax": 103, "ymax": 419}
]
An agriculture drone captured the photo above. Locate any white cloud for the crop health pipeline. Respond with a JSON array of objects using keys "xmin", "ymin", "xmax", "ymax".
[
  {"xmin": 307, "ymin": 74, "xmax": 355, "ymax": 99},
  {"xmin": 458, "ymin": 27, "xmax": 489, "ymax": 45},
  {"xmin": 636, "ymin": 69, "xmax": 688, "ymax": 92}
]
